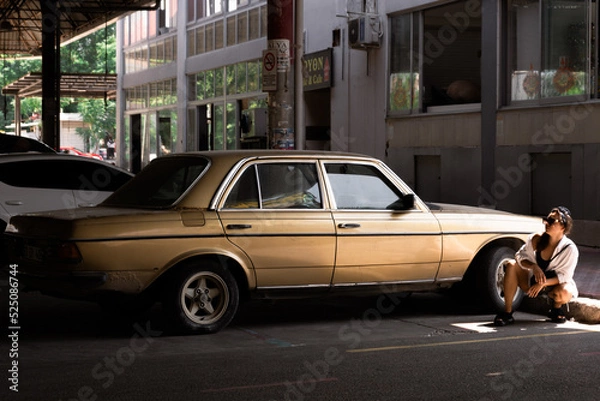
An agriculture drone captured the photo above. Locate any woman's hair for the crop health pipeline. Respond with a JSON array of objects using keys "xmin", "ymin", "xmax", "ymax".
[
  {"xmin": 537, "ymin": 206, "xmax": 573, "ymax": 251},
  {"xmin": 556, "ymin": 206, "xmax": 574, "ymax": 235}
]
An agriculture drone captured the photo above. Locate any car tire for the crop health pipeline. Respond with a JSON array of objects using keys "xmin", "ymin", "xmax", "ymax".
[
  {"xmin": 165, "ymin": 260, "xmax": 239, "ymax": 334},
  {"xmin": 477, "ymin": 246, "xmax": 524, "ymax": 311}
]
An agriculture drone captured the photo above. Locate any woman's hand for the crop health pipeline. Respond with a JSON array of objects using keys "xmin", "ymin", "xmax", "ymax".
[
  {"xmin": 527, "ymin": 282, "xmax": 545, "ymax": 298},
  {"xmin": 532, "ymin": 265, "xmax": 546, "ymax": 285}
]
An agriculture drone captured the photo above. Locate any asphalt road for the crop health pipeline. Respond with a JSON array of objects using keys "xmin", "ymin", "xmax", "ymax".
[{"xmin": 1, "ymin": 289, "xmax": 599, "ymax": 401}]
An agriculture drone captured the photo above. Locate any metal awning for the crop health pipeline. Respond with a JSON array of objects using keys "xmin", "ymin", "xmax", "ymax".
[{"xmin": 2, "ymin": 72, "xmax": 117, "ymax": 99}]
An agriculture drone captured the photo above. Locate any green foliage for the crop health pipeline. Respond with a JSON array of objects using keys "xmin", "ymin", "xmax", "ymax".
[
  {"xmin": 76, "ymin": 99, "xmax": 116, "ymax": 151},
  {"xmin": 1, "ymin": 59, "xmax": 42, "ymax": 127},
  {"xmin": 21, "ymin": 98, "xmax": 42, "ymax": 120},
  {"xmin": 62, "ymin": 24, "xmax": 116, "ymax": 74},
  {"xmin": 1, "ymin": 23, "xmax": 116, "ymax": 134}
]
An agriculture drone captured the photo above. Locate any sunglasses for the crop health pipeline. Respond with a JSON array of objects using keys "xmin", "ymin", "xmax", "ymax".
[
  {"xmin": 542, "ymin": 206, "xmax": 571, "ymax": 226},
  {"xmin": 543, "ymin": 216, "xmax": 562, "ymax": 225}
]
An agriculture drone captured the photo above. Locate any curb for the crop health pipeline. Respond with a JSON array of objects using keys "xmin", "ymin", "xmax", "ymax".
[{"xmin": 521, "ymin": 296, "xmax": 600, "ymax": 324}]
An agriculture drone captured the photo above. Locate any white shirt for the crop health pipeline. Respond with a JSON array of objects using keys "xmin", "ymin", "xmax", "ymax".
[{"xmin": 515, "ymin": 233, "xmax": 579, "ymax": 298}]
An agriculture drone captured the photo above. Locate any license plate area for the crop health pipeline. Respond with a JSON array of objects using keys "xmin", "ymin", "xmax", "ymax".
[{"xmin": 23, "ymin": 244, "xmax": 44, "ymax": 262}]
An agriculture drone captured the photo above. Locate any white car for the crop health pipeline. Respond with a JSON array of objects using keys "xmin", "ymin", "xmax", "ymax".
[{"xmin": 0, "ymin": 153, "xmax": 133, "ymax": 233}]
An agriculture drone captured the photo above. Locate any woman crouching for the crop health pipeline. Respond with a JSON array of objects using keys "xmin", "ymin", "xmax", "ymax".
[{"xmin": 494, "ymin": 206, "xmax": 579, "ymax": 326}]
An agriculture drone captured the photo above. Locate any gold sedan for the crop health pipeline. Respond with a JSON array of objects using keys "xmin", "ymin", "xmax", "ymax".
[{"xmin": 4, "ymin": 151, "xmax": 543, "ymax": 334}]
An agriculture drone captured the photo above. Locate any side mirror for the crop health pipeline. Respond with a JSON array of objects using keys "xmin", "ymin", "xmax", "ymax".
[
  {"xmin": 402, "ymin": 193, "xmax": 415, "ymax": 210},
  {"xmin": 387, "ymin": 193, "xmax": 415, "ymax": 211}
]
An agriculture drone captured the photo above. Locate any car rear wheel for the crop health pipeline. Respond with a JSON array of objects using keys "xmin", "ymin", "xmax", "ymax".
[
  {"xmin": 477, "ymin": 246, "xmax": 524, "ymax": 311},
  {"xmin": 165, "ymin": 260, "xmax": 239, "ymax": 334}
]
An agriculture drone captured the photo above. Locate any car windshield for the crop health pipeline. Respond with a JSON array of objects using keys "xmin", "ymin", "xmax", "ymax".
[{"xmin": 102, "ymin": 156, "xmax": 210, "ymax": 208}]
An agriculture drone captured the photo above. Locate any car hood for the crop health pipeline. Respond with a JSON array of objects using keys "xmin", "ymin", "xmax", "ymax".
[
  {"xmin": 427, "ymin": 202, "xmax": 515, "ymax": 215},
  {"xmin": 4, "ymin": 206, "xmax": 210, "ymax": 240},
  {"xmin": 427, "ymin": 202, "xmax": 544, "ymax": 234}
]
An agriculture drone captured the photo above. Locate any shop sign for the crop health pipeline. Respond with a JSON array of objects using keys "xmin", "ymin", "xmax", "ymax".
[{"xmin": 302, "ymin": 49, "xmax": 333, "ymax": 91}]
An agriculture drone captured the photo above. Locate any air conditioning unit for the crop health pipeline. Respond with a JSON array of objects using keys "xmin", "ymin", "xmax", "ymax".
[{"xmin": 348, "ymin": 16, "xmax": 381, "ymax": 49}]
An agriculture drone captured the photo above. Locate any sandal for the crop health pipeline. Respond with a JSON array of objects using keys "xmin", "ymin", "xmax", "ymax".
[
  {"xmin": 548, "ymin": 307, "xmax": 567, "ymax": 324},
  {"xmin": 493, "ymin": 311, "xmax": 515, "ymax": 326}
]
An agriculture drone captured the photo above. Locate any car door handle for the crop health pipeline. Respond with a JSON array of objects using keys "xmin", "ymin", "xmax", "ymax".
[
  {"xmin": 226, "ymin": 224, "xmax": 252, "ymax": 230},
  {"xmin": 338, "ymin": 223, "xmax": 361, "ymax": 229},
  {"xmin": 5, "ymin": 201, "xmax": 23, "ymax": 206}
]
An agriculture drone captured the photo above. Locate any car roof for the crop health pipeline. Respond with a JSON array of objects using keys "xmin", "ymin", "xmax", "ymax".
[
  {"xmin": 155, "ymin": 150, "xmax": 381, "ymax": 209},
  {"xmin": 0, "ymin": 133, "xmax": 56, "ymax": 154},
  {"xmin": 160, "ymin": 150, "xmax": 375, "ymax": 163}
]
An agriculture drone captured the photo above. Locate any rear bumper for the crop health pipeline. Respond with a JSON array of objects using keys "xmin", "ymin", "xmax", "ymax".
[{"xmin": 3, "ymin": 266, "xmax": 108, "ymax": 299}]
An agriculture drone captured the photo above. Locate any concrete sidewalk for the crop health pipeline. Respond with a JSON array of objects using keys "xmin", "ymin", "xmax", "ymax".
[{"xmin": 521, "ymin": 246, "xmax": 600, "ymax": 324}]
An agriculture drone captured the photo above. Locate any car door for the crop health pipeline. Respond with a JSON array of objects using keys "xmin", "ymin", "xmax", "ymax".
[
  {"xmin": 323, "ymin": 161, "xmax": 442, "ymax": 286},
  {"xmin": 217, "ymin": 160, "xmax": 336, "ymax": 289}
]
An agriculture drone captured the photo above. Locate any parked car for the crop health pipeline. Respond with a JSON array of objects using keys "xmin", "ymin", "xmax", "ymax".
[
  {"xmin": 0, "ymin": 133, "xmax": 55, "ymax": 154},
  {"xmin": 4, "ymin": 151, "xmax": 543, "ymax": 334},
  {"xmin": 0, "ymin": 153, "xmax": 133, "ymax": 234},
  {"xmin": 60, "ymin": 146, "xmax": 103, "ymax": 161}
]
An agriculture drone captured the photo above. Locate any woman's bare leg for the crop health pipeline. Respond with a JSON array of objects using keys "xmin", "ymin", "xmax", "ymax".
[{"xmin": 503, "ymin": 260, "xmax": 530, "ymax": 313}]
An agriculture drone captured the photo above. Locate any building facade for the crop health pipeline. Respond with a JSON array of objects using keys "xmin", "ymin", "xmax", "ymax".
[{"xmin": 117, "ymin": 0, "xmax": 600, "ymax": 246}]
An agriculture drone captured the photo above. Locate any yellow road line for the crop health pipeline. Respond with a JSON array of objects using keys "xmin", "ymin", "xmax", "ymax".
[{"xmin": 347, "ymin": 330, "xmax": 592, "ymax": 354}]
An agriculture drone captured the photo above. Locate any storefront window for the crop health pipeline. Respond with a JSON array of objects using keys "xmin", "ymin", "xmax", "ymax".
[
  {"xmin": 214, "ymin": 103, "xmax": 224, "ymax": 150},
  {"xmin": 226, "ymin": 65, "xmax": 236, "ymax": 95},
  {"xmin": 226, "ymin": 101, "xmax": 237, "ymax": 149},
  {"xmin": 207, "ymin": 0, "xmax": 223, "ymax": 17},
  {"xmin": 389, "ymin": 14, "xmax": 420, "ymax": 113},
  {"xmin": 508, "ymin": 0, "xmax": 588, "ymax": 103},
  {"xmin": 388, "ymin": 1, "xmax": 481, "ymax": 115},
  {"xmin": 158, "ymin": 110, "xmax": 176, "ymax": 156},
  {"xmin": 206, "ymin": 69, "xmax": 216, "ymax": 98},
  {"xmin": 229, "ymin": 0, "xmax": 249, "ymax": 12},
  {"xmin": 237, "ymin": 63, "xmax": 248, "ymax": 94},
  {"xmin": 542, "ymin": 0, "xmax": 588, "ymax": 98}
]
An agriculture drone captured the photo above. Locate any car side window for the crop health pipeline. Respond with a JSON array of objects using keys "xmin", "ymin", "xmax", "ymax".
[
  {"xmin": 258, "ymin": 163, "xmax": 322, "ymax": 209},
  {"xmin": 325, "ymin": 163, "xmax": 402, "ymax": 210},
  {"xmin": 223, "ymin": 163, "xmax": 322, "ymax": 209},
  {"xmin": 223, "ymin": 167, "xmax": 259, "ymax": 209}
]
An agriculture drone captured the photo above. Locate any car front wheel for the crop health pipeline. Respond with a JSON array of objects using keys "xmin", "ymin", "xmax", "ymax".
[
  {"xmin": 165, "ymin": 260, "xmax": 239, "ymax": 334},
  {"xmin": 477, "ymin": 246, "xmax": 524, "ymax": 311}
]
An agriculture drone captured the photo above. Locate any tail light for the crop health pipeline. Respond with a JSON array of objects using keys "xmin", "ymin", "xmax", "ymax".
[{"xmin": 50, "ymin": 242, "xmax": 83, "ymax": 263}]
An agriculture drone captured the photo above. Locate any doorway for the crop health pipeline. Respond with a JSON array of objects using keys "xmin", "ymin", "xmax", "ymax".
[{"xmin": 130, "ymin": 114, "xmax": 142, "ymax": 173}]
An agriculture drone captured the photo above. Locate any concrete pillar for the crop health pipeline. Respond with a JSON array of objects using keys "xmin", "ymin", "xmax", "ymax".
[
  {"xmin": 295, "ymin": 0, "xmax": 304, "ymax": 150},
  {"xmin": 479, "ymin": 0, "xmax": 498, "ymax": 208},
  {"xmin": 40, "ymin": 0, "xmax": 61, "ymax": 150}
]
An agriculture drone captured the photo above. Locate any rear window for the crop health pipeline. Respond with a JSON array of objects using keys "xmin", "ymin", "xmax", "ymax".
[
  {"xmin": 0, "ymin": 135, "xmax": 55, "ymax": 154},
  {"xmin": 0, "ymin": 159, "xmax": 131, "ymax": 191},
  {"xmin": 102, "ymin": 156, "xmax": 210, "ymax": 208}
]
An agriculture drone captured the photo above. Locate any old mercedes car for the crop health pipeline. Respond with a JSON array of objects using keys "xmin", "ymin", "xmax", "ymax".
[{"xmin": 4, "ymin": 151, "xmax": 543, "ymax": 334}]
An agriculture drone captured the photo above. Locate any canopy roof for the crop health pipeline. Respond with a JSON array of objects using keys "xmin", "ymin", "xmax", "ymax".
[
  {"xmin": 2, "ymin": 72, "xmax": 117, "ymax": 99},
  {"xmin": 0, "ymin": 0, "xmax": 158, "ymax": 56}
]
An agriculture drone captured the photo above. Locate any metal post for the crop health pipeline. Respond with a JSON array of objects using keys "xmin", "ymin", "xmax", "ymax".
[
  {"xmin": 14, "ymin": 96, "xmax": 21, "ymax": 136},
  {"xmin": 267, "ymin": 0, "xmax": 295, "ymax": 149},
  {"xmin": 295, "ymin": 0, "xmax": 305, "ymax": 150}
]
